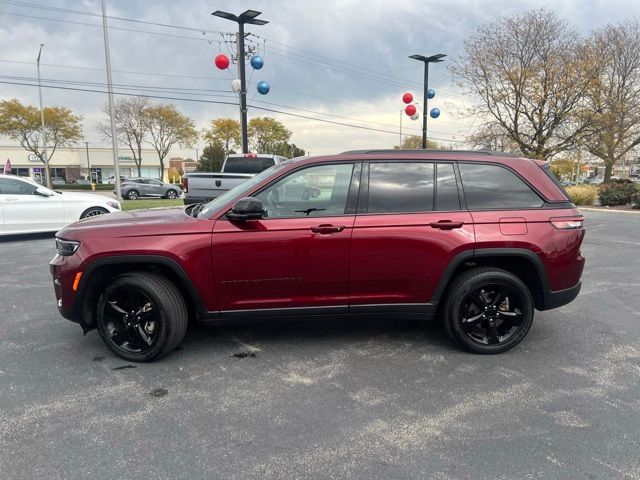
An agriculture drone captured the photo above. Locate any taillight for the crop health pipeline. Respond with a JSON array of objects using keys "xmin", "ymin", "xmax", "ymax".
[
  {"xmin": 550, "ymin": 216, "xmax": 583, "ymax": 229},
  {"xmin": 183, "ymin": 177, "xmax": 188, "ymax": 193},
  {"xmin": 244, "ymin": 153, "xmax": 257, "ymax": 158}
]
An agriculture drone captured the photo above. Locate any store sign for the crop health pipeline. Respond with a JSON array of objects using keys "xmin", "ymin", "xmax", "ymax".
[
  {"xmin": 118, "ymin": 156, "xmax": 135, "ymax": 163},
  {"xmin": 28, "ymin": 153, "xmax": 40, "ymax": 163}
]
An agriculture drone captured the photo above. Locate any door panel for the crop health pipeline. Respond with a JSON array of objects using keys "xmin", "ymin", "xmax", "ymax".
[
  {"xmin": 349, "ymin": 211, "xmax": 474, "ymax": 305},
  {"xmin": 1, "ymin": 194, "xmax": 64, "ymax": 232},
  {"xmin": 212, "ymin": 216, "xmax": 354, "ymax": 310}
]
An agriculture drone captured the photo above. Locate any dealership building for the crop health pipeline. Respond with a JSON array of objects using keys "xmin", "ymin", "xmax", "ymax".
[{"xmin": 0, "ymin": 145, "xmax": 172, "ymax": 183}]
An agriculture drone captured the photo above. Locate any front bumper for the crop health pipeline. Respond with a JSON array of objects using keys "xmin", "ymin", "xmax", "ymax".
[{"xmin": 540, "ymin": 282, "xmax": 582, "ymax": 311}]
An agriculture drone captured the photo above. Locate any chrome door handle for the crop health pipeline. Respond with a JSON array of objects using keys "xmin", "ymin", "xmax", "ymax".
[{"xmin": 310, "ymin": 224, "xmax": 345, "ymax": 234}]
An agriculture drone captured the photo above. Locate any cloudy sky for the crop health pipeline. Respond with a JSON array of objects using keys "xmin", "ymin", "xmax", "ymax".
[{"xmin": 0, "ymin": 0, "xmax": 638, "ymax": 158}]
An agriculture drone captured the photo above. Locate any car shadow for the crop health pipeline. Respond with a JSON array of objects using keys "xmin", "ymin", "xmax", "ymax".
[{"xmin": 0, "ymin": 232, "xmax": 56, "ymax": 243}]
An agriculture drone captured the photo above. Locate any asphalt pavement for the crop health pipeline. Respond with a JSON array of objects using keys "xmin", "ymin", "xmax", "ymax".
[{"xmin": 0, "ymin": 210, "xmax": 639, "ymax": 480}]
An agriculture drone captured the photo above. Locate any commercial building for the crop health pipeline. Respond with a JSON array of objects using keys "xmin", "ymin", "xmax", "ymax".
[{"xmin": 0, "ymin": 145, "xmax": 162, "ymax": 183}]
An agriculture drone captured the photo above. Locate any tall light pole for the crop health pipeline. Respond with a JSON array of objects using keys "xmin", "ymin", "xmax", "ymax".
[
  {"xmin": 409, "ymin": 53, "xmax": 445, "ymax": 149},
  {"xmin": 212, "ymin": 9, "xmax": 269, "ymax": 154},
  {"xmin": 84, "ymin": 141, "xmax": 91, "ymax": 179},
  {"xmin": 101, "ymin": 0, "xmax": 121, "ymax": 198},
  {"xmin": 36, "ymin": 44, "xmax": 51, "ymax": 188}
]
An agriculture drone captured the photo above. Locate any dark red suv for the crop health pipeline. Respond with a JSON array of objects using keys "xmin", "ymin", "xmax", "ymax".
[{"xmin": 50, "ymin": 150, "xmax": 585, "ymax": 361}]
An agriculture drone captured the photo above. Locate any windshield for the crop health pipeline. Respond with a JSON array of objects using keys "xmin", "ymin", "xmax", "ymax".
[{"xmin": 196, "ymin": 163, "xmax": 286, "ymax": 218}]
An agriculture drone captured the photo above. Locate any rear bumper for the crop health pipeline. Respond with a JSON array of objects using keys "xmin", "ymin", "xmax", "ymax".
[{"xmin": 540, "ymin": 282, "xmax": 581, "ymax": 310}]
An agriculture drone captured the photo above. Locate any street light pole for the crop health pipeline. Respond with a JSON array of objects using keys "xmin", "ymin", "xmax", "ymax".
[
  {"xmin": 36, "ymin": 44, "xmax": 50, "ymax": 188},
  {"xmin": 85, "ymin": 141, "xmax": 91, "ymax": 178},
  {"xmin": 409, "ymin": 53, "xmax": 446, "ymax": 149},
  {"xmin": 399, "ymin": 109, "xmax": 403, "ymax": 147},
  {"xmin": 101, "ymin": 0, "xmax": 121, "ymax": 198},
  {"xmin": 212, "ymin": 9, "xmax": 269, "ymax": 154}
]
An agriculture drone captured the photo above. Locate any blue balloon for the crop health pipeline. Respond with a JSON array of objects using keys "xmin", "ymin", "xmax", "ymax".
[
  {"xmin": 257, "ymin": 80, "xmax": 270, "ymax": 95},
  {"xmin": 427, "ymin": 88, "xmax": 436, "ymax": 99},
  {"xmin": 430, "ymin": 108, "xmax": 440, "ymax": 119},
  {"xmin": 250, "ymin": 55, "xmax": 264, "ymax": 70}
]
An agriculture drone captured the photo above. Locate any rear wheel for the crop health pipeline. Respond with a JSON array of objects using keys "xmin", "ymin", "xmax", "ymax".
[
  {"xmin": 80, "ymin": 207, "xmax": 108, "ymax": 219},
  {"xmin": 127, "ymin": 190, "xmax": 139, "ymax": 200},
  {"xmin": 165, "ymin": 189, "xmax": 178, "ymax": 199},
  {"xmin": 443, "ymin": 267, "xmax": 534, "ymax": 354},
  {"xmin": 96, "ymin": 271, "xmax": 188, "ymax": 362}
]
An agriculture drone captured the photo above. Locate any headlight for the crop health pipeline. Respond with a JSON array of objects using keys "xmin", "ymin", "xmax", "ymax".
[
  {"xmin": 106, "ymin": 201, "xmax": 121, "ymax": 210},
  {"xmin": 56, "ymin": 238, "xmax": 80, "ymax": 256}
]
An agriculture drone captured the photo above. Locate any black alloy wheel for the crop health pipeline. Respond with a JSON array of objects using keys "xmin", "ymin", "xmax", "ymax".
[
  {"xmin": 127, "ymin": 190, "xmax": 139, "ymax": 200},
  {"xmin": 166, "ymin": 190, "xmax": 178, "ymax": 199},
  {"xmin": 444, "ymin": 267, "xmax": 534, "ymax": 354}
]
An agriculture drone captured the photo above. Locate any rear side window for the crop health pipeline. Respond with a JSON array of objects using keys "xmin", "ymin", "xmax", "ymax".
[
  {"xmin": 224, "ymin": 157, "xmax": 275, "ymax": 174},
  {"xmin": 367, "ymin": 162, "xmax": 434, "ymax": 213},
  {"xmin": 541, "ymin": 164, "xmax": 570, "ymax": 200},
  {"xmin": 459, "ymin": 163, "xmax": 543, "ymax": 209}
]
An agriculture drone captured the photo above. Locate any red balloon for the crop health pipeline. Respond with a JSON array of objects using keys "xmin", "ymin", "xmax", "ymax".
[
  {"xmin": 402, "ymin": 92, "xmax": 413, "ymax": 104},
  {"xmin": 214, "ymin": 54, "xmax": 230, "ymax": 70},
  {"xmin": 405, "ymin": 104, "xmax": 417, "ymax": 116}
]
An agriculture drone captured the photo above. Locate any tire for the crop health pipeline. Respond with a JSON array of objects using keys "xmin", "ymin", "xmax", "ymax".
[
  {"xmin": 80, "ymin": 207, "xmax": 108, "ymax": 219},
  {"xmin": 127, "ymin": 190, "xmax": 139, "ymax": 200},
  {"xmin": 165, "ymin": 189, "xmax": 178, "ymax": 199},
  {"xmin": 443, "ymin": 267, "xmax": 534, "ymax": 354},
  {"xmin": 96, "ymin": 271, "xmax": 188, "ymax": 362}
]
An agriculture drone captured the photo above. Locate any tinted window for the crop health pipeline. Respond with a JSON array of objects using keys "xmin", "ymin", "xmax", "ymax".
[
  {"xmin": 256, "ymin": 163, "xmax": 354, "ymax": 218},
  {"xmin": 459, "ymin": 163, "xmax": 543, "ymax": 209},
  {"xmin": 436, "ymin": 163, "xmax": 460, "ymax": 211},
  {"xmin": 224, "ymin": 157, "xmax": 275, "ymax": 174},
  {"xmin": 367, "ymin": 162, "xmax": 434, "ymax": 213},
  {"xmin": 0, "ymin": 178, "xmax": 36, "ymax": 195}
]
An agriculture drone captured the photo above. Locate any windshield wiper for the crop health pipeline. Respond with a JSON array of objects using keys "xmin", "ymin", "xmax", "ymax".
[
  {"xmin": 190, "ymin": 203, "xmax": 204, "ymax": 217},
  {"xmin": 293, "ymin": 207, "xmax": 326, "ymax": 216}
]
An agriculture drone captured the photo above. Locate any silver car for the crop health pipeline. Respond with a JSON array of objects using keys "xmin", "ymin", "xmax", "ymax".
[{"xmin": 117, "ymin": 178, "xmax": 182, "ymax": 200}]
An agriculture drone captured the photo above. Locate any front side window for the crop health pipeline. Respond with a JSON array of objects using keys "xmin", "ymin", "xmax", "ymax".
[
  {"xmin": 366, "ymin": 162, "xmax": 434, "ymax": 213},
  {"xmin": 0, "ymin": 178, "xmax": 36, "ymax": 195},
  {"xmin": 255, "ymin": 163, "xmax": 354, "ymax": 218},
  {"xmin": 459, "ymin": 163, "xmax": 543, "ymax": 209}
]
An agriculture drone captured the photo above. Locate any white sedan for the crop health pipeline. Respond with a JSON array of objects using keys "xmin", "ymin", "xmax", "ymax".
[{"xmin": 0, "ymin": 174, "xmax": 121, "ymax": 235}]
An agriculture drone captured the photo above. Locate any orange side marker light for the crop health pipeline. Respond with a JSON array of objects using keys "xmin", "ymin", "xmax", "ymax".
[{"xmin": 73, "ymin": 272, "xmax": 83, "ymax": 291}]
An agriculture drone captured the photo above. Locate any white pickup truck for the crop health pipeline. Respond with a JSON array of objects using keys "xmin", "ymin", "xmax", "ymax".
[{"xmin": 183, "ymin": 153, "xmax": 288, "ymax": 205}]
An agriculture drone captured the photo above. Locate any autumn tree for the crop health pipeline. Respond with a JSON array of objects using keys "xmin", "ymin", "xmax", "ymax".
[
  {"xmin": 196, "ymin": 142, "xmax": 226, "ymax": 172},
  {"xmin": 248, "ymin": 117, "xmax": 292, "ymax": 154},
  {"xmin": 202, "ymin": 118, "xmax": 240, "ymax": 154},
  {"xmin": 582, "ymin": 20, "xmax": 640, "ymax": 181},
  {"xmin": 98, "ymin": 96, "xmax": 150, "ymax": 177},
  {"xmin": 550, "ymin": 158, "xmax": 577, "ymax": 178},
  {"xmin": 146, "ymin": 104, "xmax": 198, "ymax": 180},
  {"xmin": 451, "ymin": 9, "xmax": 594, "ymax": 160},
  {"xmin": 0, "ymin": 99, "xmax": 82, "ymax": 187},
  {"xmin": 394, "ymin": 136, "xmax": 441, "ymax": 149}
]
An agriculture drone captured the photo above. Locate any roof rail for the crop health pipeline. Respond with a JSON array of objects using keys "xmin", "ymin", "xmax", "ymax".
[{"xmin": 340, "ymin": 148, "xmax": 514, "ymax": 157}]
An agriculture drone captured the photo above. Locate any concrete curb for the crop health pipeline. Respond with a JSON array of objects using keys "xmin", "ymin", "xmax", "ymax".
[{"xmin": 580, "ymin": 207, "xmax": 640, "ymax": 214}]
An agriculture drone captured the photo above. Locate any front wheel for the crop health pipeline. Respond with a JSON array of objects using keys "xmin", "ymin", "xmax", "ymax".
[
  {"xmin": 165, "ymin": 189, "xmax": 178, "ymax": 199},
  {"xmin": 80, "ymin": 207, "xmax": 108, "ymax": 219},
  {"xmin": 443, "ymin": 267, "xmax": 534, "ymax": 354},
  {"xmin": 96, "ymin": 271, "xmax": 188, "ymax": 362},
  {"xmin": 126, "ymin": 190, "xmax": 139, "ymax": 200}
]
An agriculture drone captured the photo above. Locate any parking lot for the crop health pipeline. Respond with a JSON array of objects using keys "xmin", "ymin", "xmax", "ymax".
[{"xmin": 1, "ymin": 209, "xmax": 639, "ymax": 479}]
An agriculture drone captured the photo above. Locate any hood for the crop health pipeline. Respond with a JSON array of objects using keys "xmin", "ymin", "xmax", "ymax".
[{"xmin": 57, "ymin": 206, "xmax": 210, "ymax": 239}]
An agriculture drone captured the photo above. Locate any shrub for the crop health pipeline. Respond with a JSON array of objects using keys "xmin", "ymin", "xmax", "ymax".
[
  {"xmin": 632, "ymin": 191, "xmax": 640, "ymax": 209},
  {"xmin": 565, "ymin": 185, "xmax": 598, "ymax": 205},
  {"xmin": 598, "ymin": 182, "xmax": 639, "ymax": 206}
]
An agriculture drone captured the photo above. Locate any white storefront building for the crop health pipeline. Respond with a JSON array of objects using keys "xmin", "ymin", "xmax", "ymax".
[{"xmin": 0, "ymin": 145, "xmax": 162, "ymax": 184}]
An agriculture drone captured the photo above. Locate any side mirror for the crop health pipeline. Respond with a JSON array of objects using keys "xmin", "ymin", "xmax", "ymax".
[
  {"xmin": 226, "ymin": 197, "xmax": 264, "ymax": 221},
  {"xmin": 34, "ymin": 187, "xmax": 53, "ymax": 197}
]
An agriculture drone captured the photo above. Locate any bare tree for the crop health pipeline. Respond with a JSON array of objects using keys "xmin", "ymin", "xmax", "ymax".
[
  {"xmin": 582, "ymin": 20, "xmax": 640, "ymax": 181},
  {"xmin": 98, "ymin": 97, "xmax": 150, "ymax": 177},
  {"xmin": 451, "ymin": 9, "xmax": 594, "ymax": 160}
]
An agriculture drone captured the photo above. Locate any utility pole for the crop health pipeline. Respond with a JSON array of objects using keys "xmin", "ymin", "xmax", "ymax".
[
  {"xmin": 84, "ymin": 141, "xmax": 91, "ymax": 179},
  {"xmin": 101, "ymin": 0, "xmax": 121, "ymax": 198},
  {"xmin": 36, "ymin": 44, "xmax": 50, "ymax": 188},
  {"xmin": 212, "ymin": 9, "xmax": 269, "ymax": 154},
  {"xmin": 399, "ymin": 109, "xmax": 403, "ymax": 147},
  {"xmin": 409, "ymin": 53, "xmax": 446, "ymax": 149}
]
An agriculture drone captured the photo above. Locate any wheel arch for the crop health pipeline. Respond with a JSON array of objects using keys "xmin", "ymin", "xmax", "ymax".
[
  {"xmin": 432, "ymin": 248, "xmax": 549, "ymax": 310},
  {"xmin": 76, "ymin": 255, "xmax": 207, "ymax": 330}
]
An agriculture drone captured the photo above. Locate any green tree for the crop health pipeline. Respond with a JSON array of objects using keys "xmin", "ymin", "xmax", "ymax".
[
  {"xmin": 451, "ymin": 9, "xmax": 594, "ymax": 159},
  {"xmin": 196, "ymin": 142, "xmax": 225, "ymax": 172},
  {"xmin": 394, "ymin": 136, "xmax": 440, "ymax": 149},
  {"xmin": 0, "ymin": 98, "xmax": 83, "ymax": 187},
  {"xmin": 146, "ymin": 104, "xmax": 198, "ymax": 180},
  {"xmin": 272, "ymin": 142, "xmax": 306, "ymax": 157},
  {"xmin": 248, "ymin": 117, "xmax": 292, "ymax": 154},
  {"xmin": 550, "ymin": 158, "xmax": 577, "ymax": 178},
  {"xmin": 98, "ymin": 96, "xmax": 150, "ymax": 177},
  {"xmin": 202, "ymin": 118, "xmax": 240, "ymax": 154},
  {"xmin": 582, "ymin": 20, "xmax": 640, "ymax": 181}
]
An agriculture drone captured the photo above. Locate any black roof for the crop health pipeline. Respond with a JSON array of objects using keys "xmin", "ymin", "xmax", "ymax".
[{"xmin": 340, "ymin": 149, "xmax": 515, "ymax": 157}]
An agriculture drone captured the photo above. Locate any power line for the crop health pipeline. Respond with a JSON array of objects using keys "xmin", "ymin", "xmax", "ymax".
[{"xmin": 0, "ymin": 79, "xmax": 465, "ymax": 144}]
